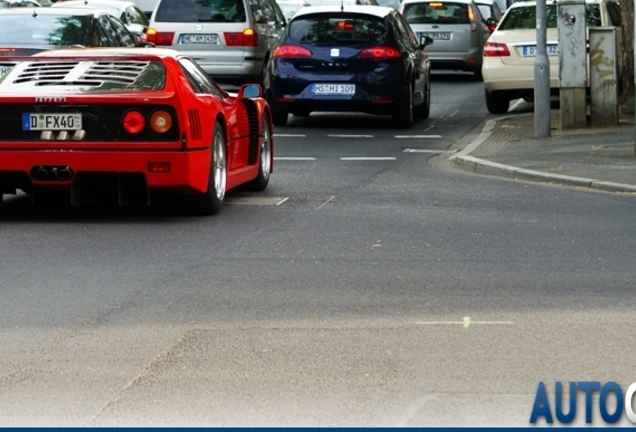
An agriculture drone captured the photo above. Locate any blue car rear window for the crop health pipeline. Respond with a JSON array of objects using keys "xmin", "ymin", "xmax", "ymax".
[
  {"xmin": 289, "ymin": 13, "xmax": 388, "ymax": 44},
  {"xmin": 402, "ymin": 2, "xmax": 471, "ymax": 24},
  {"xmin": 498, "ymin": 3, "xmax": 601, "ymax": 29}
]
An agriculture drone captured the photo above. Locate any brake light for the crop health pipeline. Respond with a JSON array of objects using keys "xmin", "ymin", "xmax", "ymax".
[
  {"xmin": 468, "ymin": 7, "xmax": 477, "ymax": 32},
  {"xmin": 358, "ymin": 46, "xmax": 402, "ymax": 59},
  {"xmin": 150, "ymin": 110, "xmax": 173, "ymax": 134},
  {"xmin": 224, "ymin": 28, "xmax": 258, "ymax": 47},
  {"xmin": 144, "ymin": 28, "xmax": 174, "ymax": 45},
  {"xmin": 336, "ymin": 20, "xmax": 354, "ymax": 29},
  {"xmin": 483, "ymin": 42, "xmax": 510, "ymax": 57},
  {"xmin": 272, "ymin": 45, "xmax": 312, "ymax": 57},
  {"xmin": 122, "ymin": 110, "xmax": 145, "ymax": 134}
]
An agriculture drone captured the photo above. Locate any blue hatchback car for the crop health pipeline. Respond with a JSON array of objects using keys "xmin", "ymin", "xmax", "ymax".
[{"xmin": 264, "ymin": 5, "xmax": 433, "ymax": 128}]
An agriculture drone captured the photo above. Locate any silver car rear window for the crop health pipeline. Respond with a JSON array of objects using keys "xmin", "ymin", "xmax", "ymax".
[
  {"xmin": 289, "ymin": 13, "xmax": 388, "ymax": 45},
  {"xmin": 402, "ymin": 2, "xmax": 470, "ymax": 24},
  {"xmin": 154, "ymin": 0, "xmax": 247, "ymax": 23},
  {"xmin": 0, "ymin": 14, "xmax": 90, "ymax": 46}
]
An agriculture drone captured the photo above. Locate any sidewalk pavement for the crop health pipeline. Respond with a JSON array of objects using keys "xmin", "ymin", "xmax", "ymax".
[{"xmin": 450, "ymin": 107, "xmax": 636, "ymax": 193}]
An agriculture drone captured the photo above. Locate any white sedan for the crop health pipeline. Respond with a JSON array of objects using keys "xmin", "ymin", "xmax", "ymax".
[{"xmin": 482, "ymin": 0, "xmax": 622, "ymax": 114}]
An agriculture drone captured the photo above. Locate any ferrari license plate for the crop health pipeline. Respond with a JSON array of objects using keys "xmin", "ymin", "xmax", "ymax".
[
  {"xmin": 311, "ymin": 83, "xmax": 356, "ymax": 95},
  {"xmin": 22, "ymin": 113, "xmax": 82, "ymax": 131},
  {"xmin": 180, "ymin": 34, "xmax": 219, "ymax": 44}
]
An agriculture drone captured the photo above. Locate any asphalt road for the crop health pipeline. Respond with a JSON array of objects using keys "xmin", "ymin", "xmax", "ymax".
[{"xmin": 1, "ymin": 72, "xmax": 636, "ymax": 426}]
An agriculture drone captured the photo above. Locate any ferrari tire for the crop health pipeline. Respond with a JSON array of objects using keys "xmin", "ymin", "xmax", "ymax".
[
  {"xmin": 178, "ymin": 121, "xmax": 226, "ymax": 216},
  {"xmin": 485, "ymin": 89, "xmax": 510, "ymax": 114},
  {"xmin": 239, "ymin": 112, "xmax": 272, "ymax": 192},
  {"xmin": 392, "ymin": 80, "xmax": 414, "ymax": 128}
]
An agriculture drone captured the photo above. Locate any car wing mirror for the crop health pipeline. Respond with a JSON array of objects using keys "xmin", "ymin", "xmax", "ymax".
[
  {"xmin": 237, "ymin": 83, "xmax": 263, "ymax": 99},
  {"xmin": 418, "ymin": 35, "xmax": 434, "ymax": 49},
  {"xmin": 486, "ymin": 17, "xmax": 498, "ymax": 32}
]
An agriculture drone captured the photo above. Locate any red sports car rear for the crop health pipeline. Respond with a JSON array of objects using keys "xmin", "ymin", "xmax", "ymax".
[{"xmin": 0, "ymin": 48, "xmax": 274, "ymax": 215}]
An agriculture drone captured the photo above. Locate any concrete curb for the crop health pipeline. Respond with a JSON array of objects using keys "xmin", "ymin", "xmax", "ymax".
[{"xmin": 449, "ymin": 116, "xmax": 636, "ymax": 194}]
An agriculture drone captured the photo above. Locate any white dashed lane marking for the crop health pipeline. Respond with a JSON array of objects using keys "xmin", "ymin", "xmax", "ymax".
[
  {"xmin": 327, "ymin": 134, "xmax": 374, "ymax": 138},
  {"xmin": 225, "ymin": 197, "xmax": 289, "ymax": 206},
  {"xmin": 403, "ymin": 149, "xmax": 453, "ymax": 154},
  {"xmin": 273, "ymin": 134, "xmax": 306, "ymax": 137},
  {"xmin": 395, "ymin": 135, "xmax": 442, "ymax": 138},
  {"xmin": 340, "ymin": 157, "xmax": 396, "ymax": 161},
  {"xmin": 274, "ymin": 134, "xmax": 445, "ymax": 139},
  {"xmin": 274, "ymin": 157, "xmax": 316, "ymax": 161}
]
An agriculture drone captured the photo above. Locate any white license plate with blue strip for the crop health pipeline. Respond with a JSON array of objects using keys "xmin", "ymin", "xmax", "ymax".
[
  {"xmin": 22, "ymin": 113, "xmax": 82, "ymax": 131},
  {"xmin": 523, "ymin": 45, "xmax": 558, "ymax": 57},
  {"xmin": 311, "ymin": 84, "xmax": 355, "ymax": 95}
]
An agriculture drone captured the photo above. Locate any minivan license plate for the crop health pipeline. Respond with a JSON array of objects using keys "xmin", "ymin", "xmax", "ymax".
[
  {"xmin": 180, "ymin": 34, "xmax": 219, "ymax": 44},
  {"xmin": 311, "ymin": 84, "xmax": 355, "ymax": 95},
  {"xmin": 22, "ymin": 113, "xmax": 82, "ymax": 131},
  {"xmin": 418, "ymin": 32, "xmax": 451, "ymax": 41}
]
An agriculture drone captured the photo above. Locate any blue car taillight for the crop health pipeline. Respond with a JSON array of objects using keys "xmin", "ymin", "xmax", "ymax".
[
  {"xmin": 358, "ymin": 46, "xmax": 402, "ymax": 60},
  {"xmin": 272, "ymin": 45, "xmax": 313, "ymax": 58}
]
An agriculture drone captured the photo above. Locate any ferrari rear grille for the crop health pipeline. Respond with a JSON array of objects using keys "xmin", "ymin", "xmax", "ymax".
[
  {"xmin": 13, "ymin": 61, "xmax": 150, "ymax": 86},
  {"xmin": 81, "ymin": 61, "xmax": 150, "ymax": 85},
  {"xmin": 14, "ymin": 62, "xmax": 77, "ymax": 83}
]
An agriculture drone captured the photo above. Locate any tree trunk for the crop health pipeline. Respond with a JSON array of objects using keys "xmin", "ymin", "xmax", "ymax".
[{"xmin": 619, "ymin": 0, "xmax": 634, "ymax": 105}]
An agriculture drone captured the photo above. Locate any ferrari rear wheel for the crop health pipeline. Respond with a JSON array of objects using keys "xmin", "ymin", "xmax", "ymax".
[
  {"xmin": 240, "ymin": 112, "xmax": 272, "ymax": 192},
  {"xmin": 178, "ymin": 121, "xmax": 226, "ymax": 216}
]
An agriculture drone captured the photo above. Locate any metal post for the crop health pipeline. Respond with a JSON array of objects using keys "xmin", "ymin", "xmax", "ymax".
[
  {"xmin": 535, "ymin": 0, "xmax": 551, "ymax": 137},
  {"xmin": 558, "ymin": 0, "xmax": 587, "ymax": 129}
]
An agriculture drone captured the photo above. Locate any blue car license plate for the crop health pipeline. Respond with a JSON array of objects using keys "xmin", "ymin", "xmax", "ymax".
[{"xmin": 311, "ymin": 84, "xmax": 355, "ymax": 96}]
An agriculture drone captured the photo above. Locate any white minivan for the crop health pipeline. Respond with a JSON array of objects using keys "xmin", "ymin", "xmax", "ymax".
[{"xmin": 146, "ymin": 0, "xmax": 287, "ymax": 85}]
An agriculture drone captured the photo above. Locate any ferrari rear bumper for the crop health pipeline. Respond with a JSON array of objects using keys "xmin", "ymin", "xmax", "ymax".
[{"xmin": 0, "ymin": 148, "xmax": 212, "ymax": 204}]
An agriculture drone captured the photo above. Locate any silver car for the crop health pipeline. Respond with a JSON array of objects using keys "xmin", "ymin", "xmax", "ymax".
[
  {"xmin": 399, "ymin": 0, "xmax": 490, "ymax": 79},
  {"xmin": 52, "ymin": 0, "xmax": 149, "ymax": 42},
  {"xmin": 147, "ymin": 0, "xmax": 287, "ymax": 85}
]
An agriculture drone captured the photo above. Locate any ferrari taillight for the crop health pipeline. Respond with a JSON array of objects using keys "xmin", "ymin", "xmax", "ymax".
[
  {"xmin": 224, "ymin": 29, "xmax": 258, "ymax": 47},
  {"xmin": 272, "ymin": 45, "xmax": 312, "ymax": 58},
  {"xmin": 483, "ymin": 42, "xmax": 510, "ymax": 57},
  {"xmin": 150, "ymin": 110, "xmax": 172, "ymax": 134},
  {"xmin": 122, "ymin": 110, "xmax": 145, "ymax": 134},
  {"xmin": 358, "ymin": 46, "xmax": 402, "ymax": 60}
]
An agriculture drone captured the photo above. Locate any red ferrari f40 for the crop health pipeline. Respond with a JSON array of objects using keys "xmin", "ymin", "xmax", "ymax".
[{"xmin": 0, "ymin": 48, "xmax": 274, "ymax": 215}]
